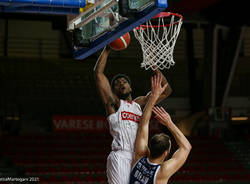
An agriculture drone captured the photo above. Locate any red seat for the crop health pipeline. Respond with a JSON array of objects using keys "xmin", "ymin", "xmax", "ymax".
[
  {"xmin": 96, "ymin": 174, "xmax": 107, "ymax": 182},
  {"xmin": 60, "ymin": 167, "xmax": 71, "ymax": 173},
  {"xmin": 93, "ymin": 166, "xmax": 105, "ymax": 173},
  {"xmin": 85, "ymin": 175, "xmax": 95, "ymax": 182},
  {"xmin": 72, "ymin": 175, "xmax": 82, "ymax": 182},
  {"xmin": 37, "ymin": 167, "xmax": 48, "ymax": 174},
  {"xmin": 47, "ymin": 167, "xmax": 57, "ymax": 173},
  {"xmin": 58, "ymin": 175, "xmax": 70, "ymax": 182},
  {"xmin": 47, "ymin": 176, "xmax": 58, "ymax": 182}
]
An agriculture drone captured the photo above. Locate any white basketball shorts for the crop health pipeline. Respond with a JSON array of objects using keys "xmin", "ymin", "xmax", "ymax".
[{"xmin": 106, "ymin": 150, "xmax": 133, "ymax": 184}]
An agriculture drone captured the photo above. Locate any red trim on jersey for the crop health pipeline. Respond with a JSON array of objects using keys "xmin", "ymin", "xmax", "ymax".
[
  {"xmin": 121, "ymin": 111, "xmax": 141, "ymax": 123},
  {"xmin": 123, "ymin": 99, "xmax": 133, "ymax": 104}
]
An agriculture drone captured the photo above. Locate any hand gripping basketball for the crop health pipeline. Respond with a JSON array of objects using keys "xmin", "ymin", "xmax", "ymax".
[{"xmin": 109, "ymin": 32, "xmax": 130, "ymax": 51}]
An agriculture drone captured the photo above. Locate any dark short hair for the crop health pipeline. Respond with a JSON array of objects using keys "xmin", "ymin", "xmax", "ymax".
[
  {"xmin": 111, "ymin": 73, "xmax": 131, "ymax": 90},
  {"xmin": 149, "ymin": 133, "xmax": 171, "ymax": 158}
]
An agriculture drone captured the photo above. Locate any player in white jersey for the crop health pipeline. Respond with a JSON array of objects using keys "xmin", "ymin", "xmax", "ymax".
[
  {"xmin": 94, "ymin": 46, "xmax": 172, "ymax": 184},
  {"xmin": 130, "ymin": 73, "xmax": 192, "ymax": 184}
]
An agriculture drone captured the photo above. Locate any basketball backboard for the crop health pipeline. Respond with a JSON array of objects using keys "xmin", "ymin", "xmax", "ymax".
[
  {"xmin": 0, "ymin": 0, "xmax": 168, "ymax": 60},
  {"xmin": 68, "ymin": 0, "xmax": 168, "ymax": 60}
]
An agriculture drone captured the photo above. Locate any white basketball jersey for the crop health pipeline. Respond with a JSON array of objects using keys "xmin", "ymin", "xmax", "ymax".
[{"xmin": 107, "ymin": 99, "xmax": 142, "ymax": 153}]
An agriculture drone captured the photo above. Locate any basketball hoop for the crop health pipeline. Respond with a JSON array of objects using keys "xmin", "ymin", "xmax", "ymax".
[{"xmin": 133, "ymin": 12, "xmax": 183, "ymax": 70}]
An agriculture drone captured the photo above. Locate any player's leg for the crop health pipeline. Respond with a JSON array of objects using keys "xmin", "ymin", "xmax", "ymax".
[{"xmin": 107, "ymin": 151, "xmax": 132, "ymax": 184}]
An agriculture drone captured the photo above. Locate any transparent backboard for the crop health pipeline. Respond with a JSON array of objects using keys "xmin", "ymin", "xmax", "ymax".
[
  {"xmin": 68, "ymin": 0, "xmax": 168, "ymax": 60},
  {"xmin": 81, "ymin": 0, "xmax": 152, "ymax": 41},
  {"xmin": 0, "ymin": 0, "xmax": 167, "ymax": 60}
]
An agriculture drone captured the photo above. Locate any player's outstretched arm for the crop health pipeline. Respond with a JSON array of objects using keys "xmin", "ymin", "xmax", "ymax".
[
  {"xmin": 134, "ymin": 70, "xmax": 172, "ymax": 107},
  {"xmin": 154, "ymin": 69, "xmax": 172, "ymax": 102},
  {"xmin": 94, "ymin": 46, "xmax": 118, "ymax": 115},
  {"xmin": 153, "ymin": 106, "xmax": 192, "ymax": 179},
  {"xmin": 132, "ymin": 74, "xmax": 167, "ymax": 166}
]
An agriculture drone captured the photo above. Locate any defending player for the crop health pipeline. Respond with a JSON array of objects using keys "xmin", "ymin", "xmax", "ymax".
[
  {"xmin": 130, "ymin": 73, "xmax": 192, "ymax": 184},
  {"xmin": 93, "ymin": 46, "xmax": 172, "ymax": 184}
]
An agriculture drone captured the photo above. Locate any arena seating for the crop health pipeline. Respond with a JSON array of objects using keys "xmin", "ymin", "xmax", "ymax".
[{"xmin": 1, "ymin": 133, "xmax": 250, "ymax": 184}]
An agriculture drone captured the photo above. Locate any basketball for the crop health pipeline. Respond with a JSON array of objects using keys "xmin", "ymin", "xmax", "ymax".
[{"xmin": 109, "ymin": 32, "xmax": 130, "ymax": 51}]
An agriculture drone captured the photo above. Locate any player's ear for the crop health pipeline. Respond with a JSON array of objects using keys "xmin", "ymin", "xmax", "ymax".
[
  {"xmin": 128, "ymin": 84, "xmax": 132, "ymax": 92},
  {"xmin": 163, "ymin": 150, "xmax": 168, "ymax": 159}
]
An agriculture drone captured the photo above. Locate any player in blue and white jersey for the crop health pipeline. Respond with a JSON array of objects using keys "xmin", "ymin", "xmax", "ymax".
[{"xmin": 130, "ymin": 73, "xmax": 192, "ymax": 184}]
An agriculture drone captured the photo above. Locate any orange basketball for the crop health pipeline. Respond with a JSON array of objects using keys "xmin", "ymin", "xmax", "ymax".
[{"xmin": 109, "ymin": 32, "xmax": 130, "ymax": 51}]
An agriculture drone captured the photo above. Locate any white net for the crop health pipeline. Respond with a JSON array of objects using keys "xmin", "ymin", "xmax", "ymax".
[{"xmin": 133, "ymin": 12, "xmax": 183, "ymax": 70}]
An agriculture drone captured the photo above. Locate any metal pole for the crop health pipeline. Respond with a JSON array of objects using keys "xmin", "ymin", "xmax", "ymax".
[
  {"xmin": 222, "ymin": 26, "xmax": 246, "ymax": 107},
  {"xmin": 4, "ymin": 19, "xmax": 8, "ymax": 57},
  {"xmin": 211, "ymin": 25, "xmax": 218, "ymax": 108}
]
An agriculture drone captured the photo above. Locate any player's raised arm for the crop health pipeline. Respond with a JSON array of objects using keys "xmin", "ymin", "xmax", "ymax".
[
  {"xmin": 93, "ymin": 46, "xmax": 118, "ymax": 115},
  {"xmin": 134, "ymin": 69, "xmax": 172, "ymax": 107},
  {"xmin": 153, "ymin": 106, "xmax": 192, "ymax": 179},
  {"xmin": 154, "ymin": 69, "xmax": 172, "ymax": 102},
  {"xmin": 132, "ymin": 73, "xmax": 167, "ymax": 166}
]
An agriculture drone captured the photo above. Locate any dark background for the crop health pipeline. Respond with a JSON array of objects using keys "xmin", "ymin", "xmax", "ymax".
[{"xmin": 0, "ymin": 0, "xmax": 249, "ymax": 183}]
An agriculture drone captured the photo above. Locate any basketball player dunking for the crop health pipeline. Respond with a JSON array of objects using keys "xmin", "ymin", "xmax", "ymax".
[{"xmin": 94, "ymin": 46, "xmax": 172, "ymax": 184}]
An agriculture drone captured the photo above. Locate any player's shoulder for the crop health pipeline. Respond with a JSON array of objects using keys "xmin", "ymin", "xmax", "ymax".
[
  {"xmin": 133, "ymin": 100, "xmax": 141, "ymax": 107},
  {"xmin": 156, "ymin": 164, "xmax": 171, "ymax": 183},
  {"xmin": 156, "ymin": 160, "xmax": 174, "ymax": 181},
  {"xmin": 134, "ymin": 96, "xmax": 147, "ymax": 107},
  {"xmin": 132, "ymin": 100, "xmax": 143, "ymax": 113}
]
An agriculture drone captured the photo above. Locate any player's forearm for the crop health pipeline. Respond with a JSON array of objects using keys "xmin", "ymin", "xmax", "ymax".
[
  {"xmin": 136, "ymin": 95, "xmax": 158, "ymax": 155},
  {"xmin": 140, "ymin": 95, "xmax": 158, "ymax": 127},
  {"xmin": 94, "ymin": 46, "xmax": 111, "ymax": 74},
  {"xmin": 156, "ymin": 70, "xmax": 172, "ymax": 97},
  {"xmin": 165, "ymin": 120, "xmax": 192, "ymax": 151}
]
